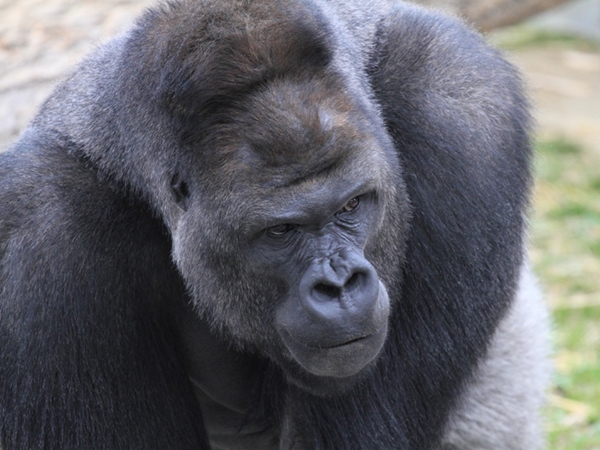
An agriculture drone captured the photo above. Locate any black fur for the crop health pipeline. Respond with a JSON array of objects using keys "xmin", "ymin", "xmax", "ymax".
[{"xmin": 0, "ymin": 1, "xmax": 536, "ymax": 449}]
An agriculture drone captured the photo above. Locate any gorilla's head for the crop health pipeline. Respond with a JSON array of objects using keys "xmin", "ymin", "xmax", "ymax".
[
  {"xmin": 169, "ymin": 79, "xmax": 408, "ymax": 394},
  {"xmin": 130, "ymin": 1, "xmax": 410, "ymax": 395}
]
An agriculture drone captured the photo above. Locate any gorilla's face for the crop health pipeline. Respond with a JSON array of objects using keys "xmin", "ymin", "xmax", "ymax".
[
  {"xmin": 267, "ymin": 190, "xmax": 390, "ymax": 381},
  {"xmin": 170, "ymin": 79, "xmax": 408, "ymax": 394}
]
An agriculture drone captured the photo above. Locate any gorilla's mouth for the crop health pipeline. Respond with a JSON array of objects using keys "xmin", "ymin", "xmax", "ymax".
[
  {"xmin": 279, "ymin": 324, "xmax": 388, "ymax": 378},
  {"xmin": 315, "ymin": 334, "xmax": 371, "ymax": 349}
]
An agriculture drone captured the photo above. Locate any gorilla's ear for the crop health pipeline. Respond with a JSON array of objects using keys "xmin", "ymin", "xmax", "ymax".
[{"xmin": 170, "ymin": 172, "xmax": 190, "ymax": 212}]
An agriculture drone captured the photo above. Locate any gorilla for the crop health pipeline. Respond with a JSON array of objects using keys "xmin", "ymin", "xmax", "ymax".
[{"xmin": 0, "ymin": 0, "xmax": 549, "ymax": 449}]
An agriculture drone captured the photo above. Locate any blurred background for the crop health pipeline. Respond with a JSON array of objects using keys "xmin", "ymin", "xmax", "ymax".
[{"xmin": 1, "ymin": 0, "xmax": 599, "ymax": 447}]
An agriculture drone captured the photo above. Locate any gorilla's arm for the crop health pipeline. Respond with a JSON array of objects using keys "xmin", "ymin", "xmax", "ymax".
[
  {"xmin": 369, "ymin": 4, "xmax": 534, "ymax": 447},
  {"xmin": 440, "ymin": 265, "xmax": 550, "ymax": 449},
  {"xmin": 279, "ymin": 4, "xmax": 535, "ymax": 449},
  {"xmin": 0, "ymin": 133, "xmax": 209, "ymax": 448}
]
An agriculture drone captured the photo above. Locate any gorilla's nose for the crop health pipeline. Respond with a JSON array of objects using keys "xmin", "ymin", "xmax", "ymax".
[{"xmin": 299, "ymin": 251, "xmax": 380, "ymax": 322}]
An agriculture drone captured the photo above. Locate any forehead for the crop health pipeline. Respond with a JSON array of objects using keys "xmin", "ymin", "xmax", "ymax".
[{"xmin": 212, "ymin": 78, "xmax": 388, "ymax": 192}]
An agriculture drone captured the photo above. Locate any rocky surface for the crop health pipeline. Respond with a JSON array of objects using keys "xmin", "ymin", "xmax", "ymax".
[
  {"xmin": 0, "ymin": 0, "xmax": 152, "ymax": 150},
  {"xmin": 1, "ymin": 0, "xmax": 599, "ymax": 155}
]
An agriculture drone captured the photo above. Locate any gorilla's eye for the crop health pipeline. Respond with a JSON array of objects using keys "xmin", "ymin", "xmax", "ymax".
[
  {"xmin": 340, "ymin": 197, "xmax": 360, "ymax": 213},
  {"xmin": 266, "ymin": 224, "xmax": 294, "ymax": 237}
]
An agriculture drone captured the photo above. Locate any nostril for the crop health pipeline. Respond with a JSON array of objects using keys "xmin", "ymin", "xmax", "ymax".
[
  {"xmin": 313, "ymin": 283, "xmax": 340, "ymax": 300},
  {"xmin": 346, "ymin": 272, "xmax": 361, "ymax": 289}
]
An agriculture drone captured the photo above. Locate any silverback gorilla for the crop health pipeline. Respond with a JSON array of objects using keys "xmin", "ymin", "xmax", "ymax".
[{"xmin": 0, "ymin": 0, "xmax": 549, "ymax": 449}]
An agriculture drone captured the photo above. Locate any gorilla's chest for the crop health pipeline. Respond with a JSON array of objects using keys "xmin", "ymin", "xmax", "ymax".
[
  {"xmin": 180, "ymin": 313, "xmax": 279, "ymax": 449},
  {"xmin": 190, "ymin": 382, "xmax": 279, "ymax": 449}
]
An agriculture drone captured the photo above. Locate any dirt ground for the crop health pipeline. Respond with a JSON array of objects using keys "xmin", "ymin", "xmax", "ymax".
[
  {"xmin": 511, "ymin": 46, "xmax": 600, "ymax": 155},
  {"xmin": 1, "ymin": 0, "xmax": 599, "ymax": 154}
]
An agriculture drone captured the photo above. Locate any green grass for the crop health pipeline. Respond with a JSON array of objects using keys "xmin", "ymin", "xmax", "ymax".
[
  {"xmin": 530, "ymin": 137, "xmax": 600, "ymax": 448},
  {"xmin": 489, "ymin": 25, "xmax": 599, "ymax": 51}
]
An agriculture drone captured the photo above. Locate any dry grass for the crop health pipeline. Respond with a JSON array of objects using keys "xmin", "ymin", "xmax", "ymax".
[{"xmin": 531, "ymin": 137, "xmax": 600, "ymax": 448}]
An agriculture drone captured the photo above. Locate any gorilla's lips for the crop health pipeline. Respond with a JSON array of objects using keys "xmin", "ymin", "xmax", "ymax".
[
  {"xmin": 323, "ymin": 334, "xmax": 371, "ymax": 348},
  {"xmin": 279, "ymin": 323, "xmax": 388, "ymax": 378}
]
